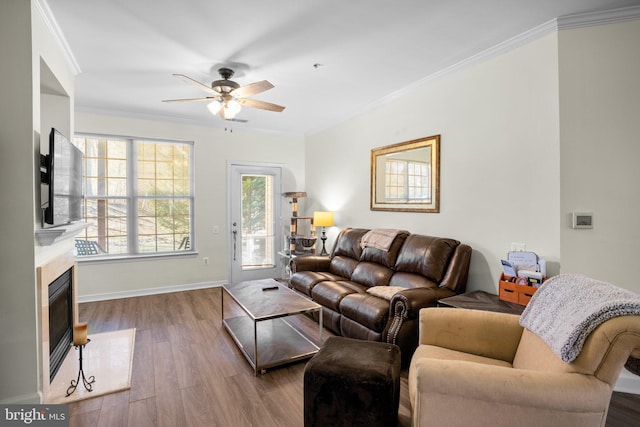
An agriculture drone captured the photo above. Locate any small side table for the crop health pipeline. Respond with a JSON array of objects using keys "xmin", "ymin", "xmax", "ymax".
[{"xmin": 438, "ymin": 290, "xmax": 524, "ymax": 315}]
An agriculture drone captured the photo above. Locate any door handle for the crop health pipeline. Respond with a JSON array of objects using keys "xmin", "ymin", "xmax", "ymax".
[{"xmin": 232, "ymin": 222, "xmax": 237, "ymax": 261}]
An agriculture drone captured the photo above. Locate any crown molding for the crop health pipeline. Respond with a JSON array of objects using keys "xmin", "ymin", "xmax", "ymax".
[
  {"xmin": 33, "ymin": 0, "xmax": 81, "ymax": 75},
  {"xmin": 558, "ymin": 5, "xmax": 640, "ymax": 30}
]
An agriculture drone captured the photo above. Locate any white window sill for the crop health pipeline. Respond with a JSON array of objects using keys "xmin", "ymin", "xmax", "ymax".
[{"xmin": 75, "ymin": 250, "xmax": 199, "ymax": 264}]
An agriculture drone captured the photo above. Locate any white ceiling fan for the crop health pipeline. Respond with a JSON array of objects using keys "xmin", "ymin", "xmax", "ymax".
[{"xmin": 162, "ymin": 67, "xmax": 285, "ymax": 120}]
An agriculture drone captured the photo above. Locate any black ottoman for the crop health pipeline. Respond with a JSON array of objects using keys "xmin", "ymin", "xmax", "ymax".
[{"xmin": 304, "ymin": 336, "xmax": 401, "ymax": 427}]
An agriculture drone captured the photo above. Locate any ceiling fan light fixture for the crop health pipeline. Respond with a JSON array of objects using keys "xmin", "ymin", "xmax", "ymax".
[
  {"xmin": 224, "ymin": 98, "xmax": 242, "ymax": 118},
  {"xmin": 166, "ymin": 68, "xmax": 284, "ymax": 120},
  {"xmin": 207, "ymin": 100, "xmax": 222, "ymax": 115}
]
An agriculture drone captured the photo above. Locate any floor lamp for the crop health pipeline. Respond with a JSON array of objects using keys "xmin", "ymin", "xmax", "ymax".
[{"xmin": 313, "ymin": 211, "xmax": 334, "ymax": 256}]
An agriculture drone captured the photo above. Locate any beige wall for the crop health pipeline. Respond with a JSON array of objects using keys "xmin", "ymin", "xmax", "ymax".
[
  {"xmin": 559, "ymin": 20, "xmax": 640, "ymax": 293},
  {"xmin": 74, "ymin": 112, "xmax": 305, "ymax": 299},
  {"xmin": 306, "ymin": 32, "xmax": 562, "ymax": 294}
]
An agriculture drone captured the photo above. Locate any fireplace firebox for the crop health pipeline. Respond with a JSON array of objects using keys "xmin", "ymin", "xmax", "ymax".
[{"xmin": 49, "ymin": 268, "xmax": 73, "ymax": 381}]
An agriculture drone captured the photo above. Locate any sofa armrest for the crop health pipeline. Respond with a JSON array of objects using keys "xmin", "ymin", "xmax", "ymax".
[
  {"xmin": 418, "ymin": 307, "xmax": 523, "ymax": 362},
  {"xmin": 385, "ymin": 288, "xmax": 455, "ymax": 352},
  {"xmin": 439, "ymin": 243, "xmax": 472, "ymax": 293},
  {"xmin": 290, "ymin": 255, "xmax": 331, "ymax": 274},
  {"xmin": 410, "ymin": 358, "xmax": 611, "ymax": 426},
  {"xmin": 389, "ymin": 288, "xmax": 455, "ymax": 320}
]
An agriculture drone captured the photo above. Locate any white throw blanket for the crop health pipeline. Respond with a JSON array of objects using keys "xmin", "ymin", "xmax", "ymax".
[
  {"xmin": 520, "ymin": 274, "xmax": 640, "ymax": 363},
  {"xmin": 360, "ymin": 229, "xmax": 408, "ymax": 252}
]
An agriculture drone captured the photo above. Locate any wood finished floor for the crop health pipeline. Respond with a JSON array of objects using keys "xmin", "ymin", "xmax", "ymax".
[{"xmin": 68, "ymin": 287, "xmax": 640, "ymax": 427}]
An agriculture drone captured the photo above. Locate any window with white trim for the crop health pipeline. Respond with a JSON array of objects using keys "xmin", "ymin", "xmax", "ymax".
[{"xmin": 72, "ymin": 134, "xmax": 194, "ymax": 257}]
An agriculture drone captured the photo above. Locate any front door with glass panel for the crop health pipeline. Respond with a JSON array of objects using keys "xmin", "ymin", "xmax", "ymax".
[{"xmin": 228, "ymin": 163, "xmax": 282, "ymax": 283}]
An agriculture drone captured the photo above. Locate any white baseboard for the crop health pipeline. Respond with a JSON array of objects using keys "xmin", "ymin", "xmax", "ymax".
[
  {"xmin": 77, "ymin": 280, "xmax": 224, "ymax": 303},
  {"xmin": 614, "ymin": 368, "xmax": 640, "ymax": 395}
]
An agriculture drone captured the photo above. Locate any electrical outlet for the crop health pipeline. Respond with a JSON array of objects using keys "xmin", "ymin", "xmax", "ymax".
[
  {"xmin": 203, "ymin": 257, "xmax": 209, "ymax": 265},
  {"xmin": 510, "ymin": 243, "xmax": 526, "ymax": 252}
]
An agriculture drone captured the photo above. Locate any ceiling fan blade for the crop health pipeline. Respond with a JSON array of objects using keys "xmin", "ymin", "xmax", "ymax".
[
  {"xmin": 231, "ymin": 80, "xmax": 274, "ymax": 98},
  {"xmin": 238, "ymin": 98, "xmax": 285, "ymax": 112},
  {"xmin": 173, "ymin": 74, "xmax": 221, "ymax": 96},
  {"xmin": 162, "ymin": 97, "xmax": 215, "ymax": 103}
]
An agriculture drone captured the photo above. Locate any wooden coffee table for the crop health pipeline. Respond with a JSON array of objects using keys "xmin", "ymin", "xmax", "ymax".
[{"xmin": 221, "ymin": 278, "xmax": 323, "ymax": 375}]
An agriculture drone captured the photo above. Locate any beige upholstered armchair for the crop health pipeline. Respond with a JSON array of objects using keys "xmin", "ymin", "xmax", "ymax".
[{"xmin": 408, "ymin": 275, "xmax": 640, "ymax": 427}]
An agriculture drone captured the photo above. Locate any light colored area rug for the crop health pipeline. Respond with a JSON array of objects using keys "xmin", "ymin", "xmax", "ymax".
[{"xmin": 47, "ymin": 328, "xmax": 136, "ymax": 404}]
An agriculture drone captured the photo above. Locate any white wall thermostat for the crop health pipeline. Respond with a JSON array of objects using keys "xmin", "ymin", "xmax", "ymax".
[{"xmin": 572, "ymin": 212, "xmax": 593, "ymax": 229}]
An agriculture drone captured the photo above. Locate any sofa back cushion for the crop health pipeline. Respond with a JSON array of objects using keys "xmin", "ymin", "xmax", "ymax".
[
  {"xmin": 351, "ymin": 262, "xmax": 394, "ymax": 288},
  {"xmin": 394, "ymin": 235, "xmax": 459, "ymax": 284},
  {"xmin": 329, "ymin": 256, "xmax": 360, "ymax": 279},
  {"xmin": 360, "ymin": 231, "xmax": 409, "ymax": 268},
  {"xmin": 331, "ymin": 228, "xmax": 368, "ymax": 259},
  {"xmin": 512, "ymin": 329, "xmax": 578, "ymax": 374},
  {"xmin": 328, "ymin": 228, "xmax": 369, "ymax": 279}
]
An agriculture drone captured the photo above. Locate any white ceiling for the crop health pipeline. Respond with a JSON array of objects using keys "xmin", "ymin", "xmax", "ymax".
[{"xmin": 45, "ymin": 0, "xmax": 640, "ymax": 136}]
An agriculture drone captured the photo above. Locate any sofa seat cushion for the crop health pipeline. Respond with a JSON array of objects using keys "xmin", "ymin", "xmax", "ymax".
[
  {"xmin": 290, "ymin": 271, "xmax": 346, "ymax": 297},
  {"xmin": 340, "ymin": 293, "xmax": 390, "ymax": 332},
  {"xmin": 388, "ymin": 271, "xmax": 438, "ymax": 289},
  {"xmin": 367, "ymin": 286, "xmax": 407, "ymax": 300},
  {"xmin": 311, "ymin": 281, "xmax": 365, "ymax": 311},
  {"xmin": 412, "ymin": 344, "xmax": 513, "ymax": 369}
]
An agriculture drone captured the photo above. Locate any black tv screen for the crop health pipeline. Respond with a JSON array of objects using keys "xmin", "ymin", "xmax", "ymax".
[{"xmin": 44, "ymin": 129, "xmax": 84, "ymax": 225}]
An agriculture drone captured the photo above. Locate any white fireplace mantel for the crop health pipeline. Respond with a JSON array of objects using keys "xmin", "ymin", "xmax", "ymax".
[{"xmin": 35, "ymin": 222, "xmax": 90, "ymax": 246}]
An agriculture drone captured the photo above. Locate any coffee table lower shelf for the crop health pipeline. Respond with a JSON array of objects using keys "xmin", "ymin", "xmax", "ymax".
[{"xmin": 223, "ymin": 315, "xmax": 320, "ymax": 374}]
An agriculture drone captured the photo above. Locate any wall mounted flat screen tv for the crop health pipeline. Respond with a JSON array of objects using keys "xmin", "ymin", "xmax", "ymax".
[{"xmin": 43, "ymin": 128, "xmax": 84, "ymax": 226}]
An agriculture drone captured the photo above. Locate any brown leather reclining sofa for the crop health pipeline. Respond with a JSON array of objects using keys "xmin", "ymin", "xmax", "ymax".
[{"xmin": 289, "ymin": 228, "xmax": 472, "ymax": 364}]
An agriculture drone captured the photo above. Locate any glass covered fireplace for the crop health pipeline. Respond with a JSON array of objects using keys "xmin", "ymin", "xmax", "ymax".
[{"xmin": 48, "ymin": 268, "xmax": 73, "ymax": 381}]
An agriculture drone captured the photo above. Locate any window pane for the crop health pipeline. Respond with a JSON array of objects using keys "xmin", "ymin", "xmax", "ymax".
[
  {"xmin": 174, "ymin": 179, "xmax": 189, "ymax": 196},
  {"xmin": 139, "ymin": 161, "xmax": 155, "ymax": 179},
  {"xmin": 138, "ymin": 143, "xmax": 155, "ymax": 161},
  {"xmin": 138, "ymin": 235, "xmax": 158, "ymax": 253},
  {"xmin": 138, "ymin": 179, "xmax": 156, "ymax": 196},
  {"xmin": 137, "ymin": 198, "xmax": 192, "ymax": 252},
  {"xmin": 136, "ymin": 143, "xmax": 192, "ymax": 199},
  {"xmin": 108, "ymin": 140, "xmax": 127, "ymax": 158},
  {"xmin": 107, "ymin": 178, "xmax": 127, "ymax": 197},
  {"xmin": 76, "ymin": 197, "xmax": 128, "ymax": 256},
  {"xmin": 241, "ymin": 175, "xmax": 274, "ymax": 268},
  {"xmin": 242, "ymin": 236, "xmax": 274, "ymax": 269},
  {"xmin": 156, "ymin": 179, "xmax": 173, "ymax": 196},
  {"xmin": 108, "ymin": 159, "xmax": 127, "ymax": 178}
]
